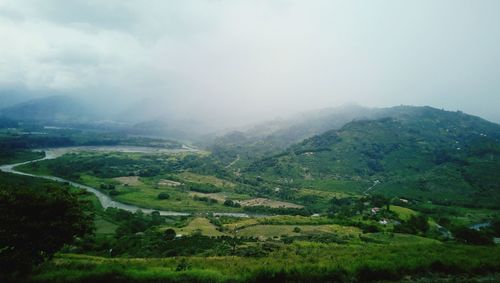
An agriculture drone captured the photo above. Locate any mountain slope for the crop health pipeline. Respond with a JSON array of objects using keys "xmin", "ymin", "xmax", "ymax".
[
  {"xmin": 209, "ymin": 104, "xmax": 377, "ymax": 164},
  {"xmin": 209, "ymin": 104, "xmax": 481, "ymax": 165},
  {"xmin": 0, "ymin": 95, "xmax": 97, "ymax": 123},
  {"xmin": 0, "ymin": 90, "xmax": 36, "ymax": 109},
  {"xmin": 247, "ymin": 106, "xmax": 500, "ymax": 207}
]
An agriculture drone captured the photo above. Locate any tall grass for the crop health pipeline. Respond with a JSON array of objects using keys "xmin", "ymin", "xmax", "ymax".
[{"xmin": 30, "ymin": 242, "xmax": 500, "ymax": 282}]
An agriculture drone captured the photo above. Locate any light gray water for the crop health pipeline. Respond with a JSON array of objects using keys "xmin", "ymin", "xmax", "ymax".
[
  {"xmin": 0, "ymin": 146, "xmax": 251, "ymax": 218},
  {"xmin": 470, "ymin": 222, "xmax": 491, "ymax": 231}
]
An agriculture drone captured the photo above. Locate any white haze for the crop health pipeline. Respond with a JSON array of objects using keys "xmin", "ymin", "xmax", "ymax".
[{"xmin": 0, "ymin": 0, "xmax": 499, "ymax": 128}]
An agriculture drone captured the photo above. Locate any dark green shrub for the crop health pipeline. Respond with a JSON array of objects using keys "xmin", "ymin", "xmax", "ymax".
[
  {"xmin": 158, "ymin": 192, "xmax": 170, "ymax": 200},
  {"xmin": 453, "ymin": 227, "xmax": 493, "ymax": 245}
]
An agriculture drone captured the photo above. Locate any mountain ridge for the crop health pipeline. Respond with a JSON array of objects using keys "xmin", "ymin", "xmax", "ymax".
[
  {"xmin": 245, "ymin": 106, "xmax": 500, "ymax": 208},
  {"xmin": 0, "ymin": 95, "xmax": 99, "ymax": 123},
  {"xmin": 209, "ymin": 105, "xmax": 500, "ymax": 165}
]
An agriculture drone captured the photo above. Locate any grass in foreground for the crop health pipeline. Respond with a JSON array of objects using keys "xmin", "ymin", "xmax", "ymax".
[{"xmin": 31, "ymin": 242, "xmax": 500, "ymax": 282}]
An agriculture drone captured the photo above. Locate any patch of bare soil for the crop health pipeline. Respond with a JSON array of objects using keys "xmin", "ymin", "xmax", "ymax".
[
  {"xmin": 238, "ymin": 198, "xmax": 303, "ymax": 209},
  {"xmin": 114, "ymin": 176, "xmax": 142, "ymax": 186},
  {"xmin": 158, "ymin": 179, "xmax": 182, "ymax": 187}
]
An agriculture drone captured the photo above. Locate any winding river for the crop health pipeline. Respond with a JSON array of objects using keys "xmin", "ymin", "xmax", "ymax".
[{"xmin": 0, "ymin": 146, "xmax": 251, "ymax": 218}]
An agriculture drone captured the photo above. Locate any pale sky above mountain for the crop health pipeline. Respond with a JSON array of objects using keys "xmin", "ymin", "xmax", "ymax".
[{"xmin": 0, "ymin": 0, "xmax": 499, "ymax": 126}]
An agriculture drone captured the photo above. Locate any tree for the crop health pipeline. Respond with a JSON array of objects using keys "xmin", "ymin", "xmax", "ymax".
[
  {"xmin": 328, "ymin": 197, "xmax": 353, "ymax": 215},
  {"xmin": 224, "ymin": 199, "xmax": 241, "ymax": 207},
  {"xmin": 408, "ymin": 215, "xmax": 430, "ymax": 233},
  {"xmin": 164, "ymin": 228, "xmax": 177, "ymax": 240},
  {"xmin": 394, "ymin": 215, "xmax": 429, "ymax": 235},
  {"xmin": 370, "ymin": 195, "xmax": 389, "ymax": 208},
  {"xmin": 453, "ymin": 227, "xmax": 493, "ymax": 245},
  {"xmin": 0, "ymin": 181, "xmax": 93, "ymax": 279},
  {"xmin": 158, "ymin": 192, "xmax": 170, "ymax": 200},
  {"xmin": 491, "ymin": 219, "xmax": 500, "ymax": 237},
  {"xmin": 150, "ymin": 211, "xmax": 164, "ymax": 226}
]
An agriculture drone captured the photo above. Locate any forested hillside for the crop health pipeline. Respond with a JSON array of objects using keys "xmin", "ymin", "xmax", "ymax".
[{"xmin": 247, "ymin": 106, "xmax": 500, "ymax": 207}]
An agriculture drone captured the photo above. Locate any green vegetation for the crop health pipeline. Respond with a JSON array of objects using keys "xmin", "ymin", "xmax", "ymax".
[
  {"xmin": 16, "ymin": 151, "xmax": 249, "ymax": 213},
  {"xmin": 0, "ymin": 149, "xmax": 45, "ymax": 165},
  {"xmin": 175, "ymin": 217, "xmax": 225, "ymax": 237},
  {"xmin": 157, "ymin": 192, "xmax": 170, "ymax": 199},
  {"xmin": 246, "ymin": 108, "xmax": 500, "ymax": 208},
  {"xmin": 389, "ymin": 205, "xmax": 417, "ymax": 221},
  {"xmin": 2, "ymin": 106, "xmax": 500, "ymax": 282},
  {"xmin": 0, "ymin": 126, "xmax": 183, "ymax": 151},
  {"xmin": 30, "ymin": 243, "xmax": 500, "ymax": 282},
  {"xmin": 0, "ymin": 172, "xmax": 93, "ymax": 281}
]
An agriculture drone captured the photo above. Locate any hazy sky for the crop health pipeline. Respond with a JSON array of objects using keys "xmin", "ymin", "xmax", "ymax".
[{"xmin": 0, "ymin": 0, "xmax": 499, "ymax": 125}]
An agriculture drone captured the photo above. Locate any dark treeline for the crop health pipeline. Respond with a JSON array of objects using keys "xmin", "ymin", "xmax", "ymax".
[{"xmin": 0, "ymin": 172, "xmax": 93, "ymax": 281}]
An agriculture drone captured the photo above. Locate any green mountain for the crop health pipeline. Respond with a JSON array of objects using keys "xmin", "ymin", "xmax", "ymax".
[
  {"xmin": 247, "ymin": 106, "xmax": 500, "ymax": 208},
  {"xmin": 209, "ymin": 104, "xmax": 486, "ymax": 165},
  {"xmin": 209, "ymin": 104, "xmax": 377, "ymax": 164}
]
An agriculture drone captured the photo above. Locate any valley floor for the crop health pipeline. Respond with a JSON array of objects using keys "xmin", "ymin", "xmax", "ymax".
[{"xmin": 0, "ymin": 135, "xmax": 498, "ymax": 283}]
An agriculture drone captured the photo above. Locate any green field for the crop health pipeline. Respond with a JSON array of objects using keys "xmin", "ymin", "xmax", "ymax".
[
  {"xmin": 237, "ymin": 224, "xmax": 361, "ymax": 239},
  {"xmin": 173, "ymin": 217, "xmax": 225, "ymax": 237},
  {"xmin": 390, "ymin": 205, "xmax": 418, "ymax": 221},
  {"xmin": 15, "ymin": 152, "xmax": 251, "ymax": 213}
]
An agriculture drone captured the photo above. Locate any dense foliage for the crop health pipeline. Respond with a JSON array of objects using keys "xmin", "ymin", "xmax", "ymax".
[
  {"xmin": 31, "ymin": 243, "xmax": 500, "ymax": 283},
  {"xmin": 246, "ymin": 107, "xmax": 500, "ymax": 208},
  {"xmin": 0, "ymin": 173, "xmax": 93, "ymax": 279}
]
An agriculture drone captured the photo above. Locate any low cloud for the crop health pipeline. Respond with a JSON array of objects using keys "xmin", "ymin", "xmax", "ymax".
[{"xmin": 0, "ymin": 0, "xmax": 499, "ymax": 126}]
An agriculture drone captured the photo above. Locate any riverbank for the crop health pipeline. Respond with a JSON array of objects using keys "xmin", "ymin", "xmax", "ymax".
[{"xmin": 0, "ymin": 146, "xmax": 255, "ymax": 218}]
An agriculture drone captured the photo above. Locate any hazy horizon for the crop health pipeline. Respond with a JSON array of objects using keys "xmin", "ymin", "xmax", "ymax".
[{"xmin": 1, "ymin": 0, "xmax": 499, "ymax": 127}]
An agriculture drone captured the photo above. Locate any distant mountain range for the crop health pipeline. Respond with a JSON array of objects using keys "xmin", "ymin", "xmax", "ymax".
[
  {"xmin": 0, "ymin": 90, "xmax": 37, "ymax": 109},
  {"xmin": 0, "ymin": 94, "xmax": 204, "ymax": 140},
  {"xmin": 0, "ymin": 95, "xmax": 98, "ymax": 123}
]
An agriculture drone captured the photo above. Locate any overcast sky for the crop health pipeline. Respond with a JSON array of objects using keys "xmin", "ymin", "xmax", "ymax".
[{"xmin": 0, "ymin": 0, "xmax": 499, "ymax": 126}]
